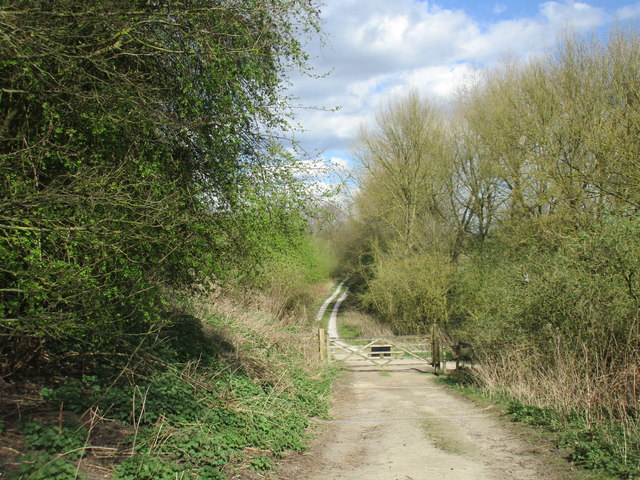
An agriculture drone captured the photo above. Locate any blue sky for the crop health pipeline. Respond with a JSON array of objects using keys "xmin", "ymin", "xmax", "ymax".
[
  {"xmin": 432, "ymin": 1, "xmax": 634, "ymax": 22},
  {"xmin": 287, "ymin": 1, "xmax": 640, "ymax": 196},
  {"xmin": 474, "ymin": 1, "xmax": 636, "ymax": 17},
  {"xmin": 427, "ymin": 1, "xmax": 540, "ymax": 20}
]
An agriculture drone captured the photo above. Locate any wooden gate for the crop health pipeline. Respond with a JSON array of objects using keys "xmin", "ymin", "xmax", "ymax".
[{"xmin": 327, "ymin": 335, "xmax": 433, "ymax": 367}]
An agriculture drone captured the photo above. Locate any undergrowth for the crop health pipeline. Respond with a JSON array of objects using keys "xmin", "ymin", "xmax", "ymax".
[
  {"xmin": 337, "ymin": 308, "xmax": 394, "ymax": 339},
  {"xmin": 439, "ymin": 372, "xmax": 640, "ymax": 479},
  {"xmin": 338, "ymin": 322, "xmax": 362, "ymax": 338},
  {"xmin": 2, "ymin": 293, "xmax": 338, "ymax": 479}
]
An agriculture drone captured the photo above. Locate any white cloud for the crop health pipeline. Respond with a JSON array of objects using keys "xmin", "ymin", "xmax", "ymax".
[
  {"xmin": 540, "ymin": 1, "xmax": 606, "ymax": 29},
  {"xmin": 400, "ymin": 63, "xmax": 480, "ymax": 99},
  {"xmin": 329, "ymin": 156, "xmax": 351, "ymax": 171},
  {"xmin": 463, "ymin": 18, "xmax": 548, "ymax": 61},
  {"xmin": 288, "ymin": 0, "xmax": 627, "ymax": 164},
  {"xmin": 616, "ymin": 3, "xmax": 640, "ymax": 19}
]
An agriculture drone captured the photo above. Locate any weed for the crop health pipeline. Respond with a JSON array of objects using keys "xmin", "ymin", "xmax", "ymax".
[
  {"xmin": 6, "ymin": 451, "xmax": 86, "ymax": 480},
  {"xmin": 559, "ymin": 424, "xmax": 640, "ymax": 479},
  {"xmin": 508, "ymin": 402, "xmax": 563, "ymax": 431},
  {"xmin": 112, "ymin": 454, "xmax": 211, "ymax": 480},
  {"xmin": 42, "ymin": 372, "xmax": 205, "ymax": 425},
  {"xmin": 249, "ymin": 454, "xmax": 272, "ymax": 472},
  {"xmin": 20, "ymin": 421, "xmax": 88, "ymax": 458},
  {"xmin": 40, "ymin": 381, "xmax": 92, "ymax": 413},
  {"xmin": 27, "ymin": 291, "xmax": 338, "ymax": 480},
  {"xmin": 507, "ymin": 402, "xmax": 640, "ymax": 477}
]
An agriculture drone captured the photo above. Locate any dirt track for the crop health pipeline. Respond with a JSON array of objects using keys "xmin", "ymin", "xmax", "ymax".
[{"xmin": 277, "ymin": 365, "xmax": 583, "ymax": 480}]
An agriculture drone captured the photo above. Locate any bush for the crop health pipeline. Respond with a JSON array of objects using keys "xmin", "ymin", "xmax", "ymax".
[
  {"xmin": 361, "ymin": 251, "xmax": 452, "ymax": 333},
  {"xmin": 7, "ymin": 452, "xmax": 86, "ymax": 480},
  {"xmin": 20, "ymin": 422, "xmax": 88, "ymax": 458}
]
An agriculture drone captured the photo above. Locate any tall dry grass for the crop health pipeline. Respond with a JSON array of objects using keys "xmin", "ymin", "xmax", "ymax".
[
  {"xmin": 338, "ymin": 309, "xmax": 394, "ymax": 338},
  {"xmin": 472, "ymin": 336, "xmax": 639, "ymax": 462},
  {"xmin": 190, "ymin": 288, "xmax": 327, "ymax": 375},
  {"xmin": 474, "ymin": 341, "xmax": 638, "ymax": 419}
]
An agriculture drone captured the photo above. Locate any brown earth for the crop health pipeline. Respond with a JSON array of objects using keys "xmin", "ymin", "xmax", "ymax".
[{"xmin": 275, "ymin": 365, "xmax": 596, "ymax": 480}]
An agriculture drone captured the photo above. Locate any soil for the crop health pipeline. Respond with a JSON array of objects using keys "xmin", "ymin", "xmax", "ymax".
[
  {"xmin": 275, "ymin": 365, "xmax": 592, "ymax": 480},
  {"xmin": 0, "ymin": 380, "xmax": 131, "ymax": 480}
]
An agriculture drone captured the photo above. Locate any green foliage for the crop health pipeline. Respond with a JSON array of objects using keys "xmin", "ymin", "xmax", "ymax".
[
  {"xmin": 508, "ymin": 402, "xmax": 640, "ymax": 479},
  {"xmin": 340, "ymin": 91, "xmax": 456, "ymax": 333},
  {"xmin": 159, "ymin": 314, "xmax": 224, "ymax": 363},
  {"xmin": 353, "ymin": 90, "xmax": 451, "ymax": 254},
  {"xmin": 40, "ymin": 381, "xmax": 92, "ymax": 414},
  {"xmin": 0, "ymin": 0, "xmax": 324, "ymax": 377},
  {"xmin": 561, "ymin": 426, "xmax": 640, "ymax": 479},
  {"xmin": 339, "ymin": 26, "xmax": 640, "ymax": 476},
  {"xmin": 452, "ymin": 216, "xmax": 640, "ymax": 367},
  {"xmin": 6, "ymin": 452, "xmax": 86, "ymax": 480},
  {"xmin": 42, "ymin": 373, "xmax": 204, "ymax": 425},
  {"xmin": 249, "ymin": 454, "xmax": 273, "ymax": 472},
  {"xmin": 361, "ymin": 251, "xmax": 453, "ymax": 333},
  {"xmin": 8, "ymin": 413, "xmax": 89, "ymax": 478},
  {"xmin": 20, "ymin": 422, "xmax": 88, "ymax": 458},
  {"xmin": 338, "ymin": 323, "xmax": 362, "ymax": 338},
  {"xmin": 112, "ymin": 454, "xmax": 225, "ymax": 480},
  {"xmin": 507, "ymin": 402, "xmax": 563, "ymax": 431},
  {"xmin": 450, "ymin": 239, "xmax": 532, "ymax": 349},
  {"xmin": 255, "ymin": 233, "xmax": 338, "ymax": 318},
  {"xmin": 35, "ymin": 304, "xmax": 336, "ymax": 478}
]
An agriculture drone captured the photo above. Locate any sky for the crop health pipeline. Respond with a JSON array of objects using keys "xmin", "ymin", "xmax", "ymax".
[{"xmin": 286, "ymin": 0, "xmax": 640, "ymax": 194}]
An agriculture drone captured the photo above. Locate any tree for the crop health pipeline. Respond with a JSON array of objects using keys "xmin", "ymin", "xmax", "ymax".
[
  {"xmin": 353, "ymin": 90, "xmax": 452, "ymax": 255},
  {"xmin": 347, "ymin": 91, "xmax": 454, "ymax": 332},
  {"xmin": 0, "ymin": 0, "xmax": 323, "ymax": 375},
  {"xmin": 448, "ymin": 27, "xmax": 640, "ymax": 445}
]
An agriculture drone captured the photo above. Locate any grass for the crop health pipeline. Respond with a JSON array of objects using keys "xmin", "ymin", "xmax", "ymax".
[
  {"xmin": 421, "ymin": 417, "xmax": 469, "ymax": 455},
  {"xmin": 336, "ymin": 309, "xmax": 393, "ymax": 339},
  {"xmin": 1, "ymin": 291, "xmax": 339, "ymax": 480},
  {"xmin": 338, "ymin": 322, "xmax": 361, "ymax": 338}
]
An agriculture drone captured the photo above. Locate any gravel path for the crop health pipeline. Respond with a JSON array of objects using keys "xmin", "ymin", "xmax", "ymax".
[
  {"xmin": 277, "ymin": 366, "xmax": 580, "ymax": 480},
  {"xmin": 279, "ymin": 283, "xmax": 582, "ymax": 479},
  {"xmin": 317, "ymin": 280, "xmax": 347, "ymax": 322},
  {"xmin": 327, "ymin": 287, "xmax": 348, "ymax": 339}
]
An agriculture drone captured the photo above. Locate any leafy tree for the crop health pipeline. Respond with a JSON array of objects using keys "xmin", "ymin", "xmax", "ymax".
[
  {"xmin": 447, "ymin": 26, "xmax": 640, "ymax": 438},
  {"xmin": 361, "ymin": 251, "xmax": 452, "ymax": 334},
  {"xmin": 345, "ymin": 91, "xmax": 454, "ymax": 331},
  {"xmin": 340, "ymin": 27, "xmax": 640, "ymax": 443},
  {"xmin": 353, "ymin": 90, "xmax": 452, "ymax": 255},
  {"xmin": 0, "ymin": 0, "xmax": 323, "ymax": 375}
]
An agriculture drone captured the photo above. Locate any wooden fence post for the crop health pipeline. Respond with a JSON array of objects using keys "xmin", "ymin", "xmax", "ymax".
[
  {"xmin": 431, "ymin": 323, "xmax": 441, "ymax": 374},
  {"xmin": 442, "ymin": 343, "xmax": 447, "ymax": 374},
  {"xmin": 318, "ymin": 328, "xmax": 327, "ymax": 362}
]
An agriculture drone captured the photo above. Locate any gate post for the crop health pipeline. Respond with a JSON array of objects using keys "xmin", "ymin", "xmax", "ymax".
[
  {"xmin": 442, "ymin": 343, "xmax": 447, "ymax": 374},
  {"xmin": 431, "ymin": 323, "xmax": 447, "ymax": 374},
  {"xmin": 431, "ymin": 323, "xmax": 441, "ymax": 374}
]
